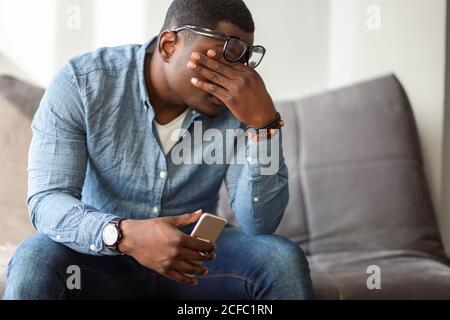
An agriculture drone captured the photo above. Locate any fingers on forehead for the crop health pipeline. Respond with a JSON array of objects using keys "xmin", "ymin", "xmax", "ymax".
[{"xmin": 193, "ymin": 52, "xmax": 231, "ymax": 71}]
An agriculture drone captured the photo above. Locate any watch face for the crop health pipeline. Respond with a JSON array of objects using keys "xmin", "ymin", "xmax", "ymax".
[{"xmin": 102, "ymin": 223, "xmax": 119, "ymax": 246}]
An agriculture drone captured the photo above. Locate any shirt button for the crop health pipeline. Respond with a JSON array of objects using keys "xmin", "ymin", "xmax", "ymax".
[
  {"xmin": 159, "ymin": 171, "xmax": 167, "ymax": 179},
  {"xmin": 153, "ymin": 207, "xmax": 160, "ymax": 214},
  {"xmin": 247, "ymin": 157, "xmax": 253, "ymax": 163},
  {"xmin": 56, "ymin": 235, "xmax": 61, "ymax": 241},
  {"xmin": 89, "ymin": 244, "xmax": 96, "ymax": 251},
  {"xmin": 253, "ymin": 197, "xmax": 260, "ymax": 203}
]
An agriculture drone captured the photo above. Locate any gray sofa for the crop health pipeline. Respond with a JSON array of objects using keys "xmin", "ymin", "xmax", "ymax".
[
  {"xmin": 0, "ymin": 76, "xmax": 42, "ymax": 297},
  {"xmin": 2, "ymin": 74, "xmax": 450, "ymax": 299}
]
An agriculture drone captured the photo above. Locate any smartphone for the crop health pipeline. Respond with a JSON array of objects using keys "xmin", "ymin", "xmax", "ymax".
[
  {"xmin": 185, "ymin": 214, "xmax": 227, "ymax": 277},
  {"xmin": 190, "ymin": 213, "xmax": 227, "ymax": 245}
]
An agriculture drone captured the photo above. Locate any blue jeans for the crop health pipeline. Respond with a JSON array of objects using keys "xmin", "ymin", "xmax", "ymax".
[{"xmin": 3, "ymin": 225, "xmax": 315, "ymax": 300}]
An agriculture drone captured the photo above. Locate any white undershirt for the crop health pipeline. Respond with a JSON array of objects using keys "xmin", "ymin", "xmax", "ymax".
[{"xmin": 154, "ymin": 109, "xmax": 189, "ymax": 155}]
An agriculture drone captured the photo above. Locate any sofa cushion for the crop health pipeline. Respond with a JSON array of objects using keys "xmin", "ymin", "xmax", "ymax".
[
  {"xmin": 0, "ymin": 76, "xmax": 43, "ymax": 298},
  {"xmin": 295, "ymin": 75, "xmax": 445, "ymax": 258},
  {"xmin": 310, "ymin": 251, "xmax": 450, "ymax": 300},
  {"xmin": 0, "ymin": 95, "xmax": 36, "ymax": 246},
  {"xmin": 0, "ymin": 75, "xmax": 43, "ymax": 120}
]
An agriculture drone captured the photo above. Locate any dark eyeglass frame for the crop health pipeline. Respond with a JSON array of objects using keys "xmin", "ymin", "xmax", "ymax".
[{"xmin": 170, "ymin": 25, "xmax": 266, "ymax": 69}]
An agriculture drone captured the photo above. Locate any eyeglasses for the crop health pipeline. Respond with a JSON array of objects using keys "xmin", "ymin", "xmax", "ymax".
[{"xmin": 171, "ymin": 25, "xmax": 266, "ymax": 69}]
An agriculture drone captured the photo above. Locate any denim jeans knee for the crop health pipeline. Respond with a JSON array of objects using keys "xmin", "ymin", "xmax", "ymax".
[{"xmin": 3, "ymin": 235, "xmax": 70, "ymax": 300}]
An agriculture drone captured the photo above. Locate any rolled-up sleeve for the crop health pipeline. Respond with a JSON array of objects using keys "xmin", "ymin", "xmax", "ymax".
[{"xmin": 27, "ymin": 63, "xmax": 120, "ymax": 256}]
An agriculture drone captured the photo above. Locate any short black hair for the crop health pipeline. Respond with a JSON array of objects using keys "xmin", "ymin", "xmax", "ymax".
[{"xmin": 160, "ymin": 0, "xmax": 255, "ymax": 34}]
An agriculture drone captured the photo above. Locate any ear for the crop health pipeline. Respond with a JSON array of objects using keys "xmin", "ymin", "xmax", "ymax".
[{"xmin": 158, "ymin": 31, "xmax": 178, "ymax": 63}]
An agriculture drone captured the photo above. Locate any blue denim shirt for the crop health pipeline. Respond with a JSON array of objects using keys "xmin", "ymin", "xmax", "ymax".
[{"xmin": 27, "ymin": 37, "xmax": 289, "ymax": 256}]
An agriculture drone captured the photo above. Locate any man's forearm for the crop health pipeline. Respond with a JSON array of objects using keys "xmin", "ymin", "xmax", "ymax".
[
  {"xmin": 28, "ymin": 190, "xmax": 120, "ymax": 256},
  {"xmin": 230, "ymin": 132, "xmax": 289, "ymax": 235}
]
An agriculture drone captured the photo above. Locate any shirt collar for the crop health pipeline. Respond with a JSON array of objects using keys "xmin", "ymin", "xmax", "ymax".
[
  {"xmin": 137, "ymin": 36, "xmax": 202, "ymax": 124},
  {"xmin": 137, "ymin": 36, "xmax": 157, "ymax": 113}
]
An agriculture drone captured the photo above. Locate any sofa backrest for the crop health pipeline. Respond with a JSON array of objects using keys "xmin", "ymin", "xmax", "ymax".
[
  {"xmin": 0, "ymin": 75, "xmax": 43, "ymax": 245},
  {"xmin": 0, "ymin": 95, "xmax": 36, "ymax": 245},
  {"xmin": 219, "ymin": 74, "xmax": 446, "ymax": 259}
]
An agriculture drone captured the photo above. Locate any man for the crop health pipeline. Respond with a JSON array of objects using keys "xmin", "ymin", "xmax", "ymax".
[{"xmin": 4, "ymin": 0, "xmax": 314, "ymax": 300}]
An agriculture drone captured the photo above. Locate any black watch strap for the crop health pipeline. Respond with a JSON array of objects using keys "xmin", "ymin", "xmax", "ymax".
[{"xmin": 252, "ymin": 112, "xmax": 282, "ymax": 132}]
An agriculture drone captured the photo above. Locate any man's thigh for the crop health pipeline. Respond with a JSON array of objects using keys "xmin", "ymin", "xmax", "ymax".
[
  {"xmin": 6, "ymin": 228, "xmax": 312, "ymax": 300},
  {"xmin": 74, "ymin": 226, "xmax": 258, "ymax": 300},
  {"xmin": 67, "ymin": 252, "xmax": 158, "ymax": 300},
  {"xmin": 154, "ymin": 225, "xmax": 309, "ymax": 300},
  {"xmin": 4, "ymin": 235, "xmax": 157, "ymax": 300}
]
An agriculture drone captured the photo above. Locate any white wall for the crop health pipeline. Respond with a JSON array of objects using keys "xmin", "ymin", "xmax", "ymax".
[
  {"xmin": 328, "ymin": 0, "xmax": 449, "ymax": 254},
  {"xmin": 0, "ymin": 0, "xmax": 57, "ymax": 85},
  {"xmin": 94, "ymin": 0, "xmax": 147, "ymax": 48},
  {"xmin": 0, "ymin": 0, "xmax": 330, "ymax": 98},
  {"xmin": 245, "ymin": 0, "xmax": 330, "ymax": 100},
  {"xmin": 54, "ymin": 0, "xmax": 95, "ymax": 69}
]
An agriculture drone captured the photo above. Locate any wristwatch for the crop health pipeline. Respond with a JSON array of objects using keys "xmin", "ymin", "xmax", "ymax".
[{"xmin": 102, "ymin": 218, "xmax": 125, "ymax": 254}]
